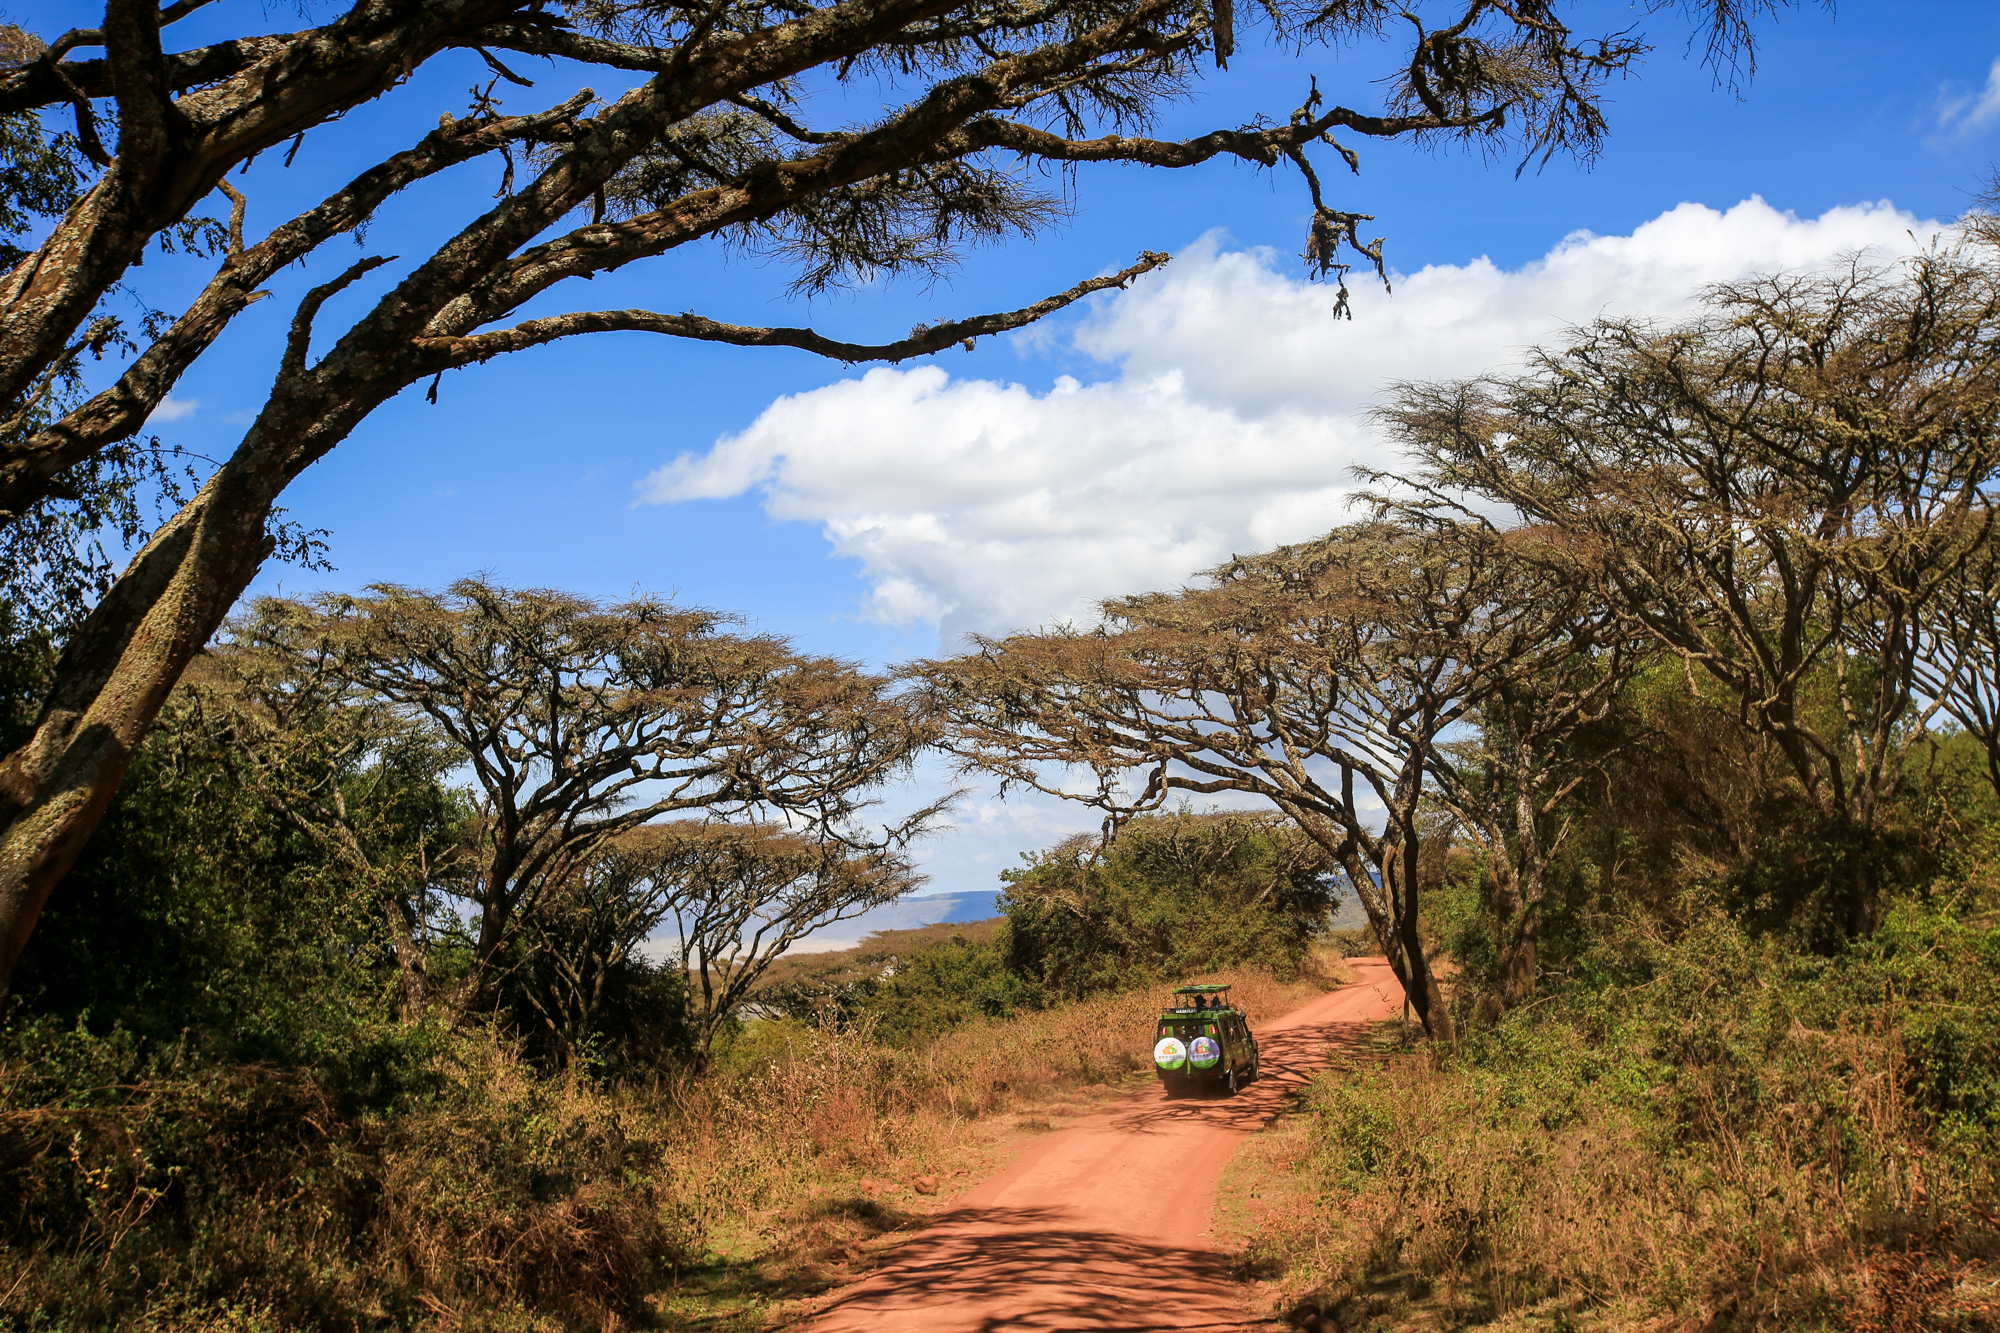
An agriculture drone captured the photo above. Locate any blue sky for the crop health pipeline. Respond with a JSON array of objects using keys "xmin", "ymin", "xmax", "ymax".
[{"xmin": 26, "ymin": 0, "xmax": 2000, "ymax": 906}]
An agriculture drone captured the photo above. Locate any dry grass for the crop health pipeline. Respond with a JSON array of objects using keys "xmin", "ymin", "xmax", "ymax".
[
  {"xmin": 1241, "ymin": 919, "xmax": 2000, "ymax": 1333},
  {"xmin": 2, "ymin": 957, "xmax": 1348, "ymax": 1332},
  {"xmin": 671, "ymin": 960, "xmax": 1346, "ymax": 1263}
]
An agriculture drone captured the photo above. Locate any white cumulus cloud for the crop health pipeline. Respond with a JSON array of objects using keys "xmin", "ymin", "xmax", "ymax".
[
  {"xmin": 640, "ymin": 196, "xmax": 1939, "ymax": 646},
  {"xmin": 145, "ymin": 395, "xmax": 199, "ymax": 424}
]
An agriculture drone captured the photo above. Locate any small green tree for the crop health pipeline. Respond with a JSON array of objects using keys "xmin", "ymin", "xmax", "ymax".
[
  {"xmin": 1000, "ymin": 810, "xmax": 1336, "ymax": 1002},
  {"xmin": 864, "ymin": 932, "xmax": 1022, "ymax": 1044}
]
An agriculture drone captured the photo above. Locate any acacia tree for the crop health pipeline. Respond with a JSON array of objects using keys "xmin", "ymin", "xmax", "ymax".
[
  {"xmin": 1216, "ymin": 520, "xmax": 1638, "ymax": 1017},
  {"xmin": 633, "ymin": 821, "xmax": 922, "ymax": 1056},
  {"xmin": 1336, "ymin": 511, "xmax": 1640, "ymax": 1011},
  {"xmin": 918, "ymin": 519, "xmax": 1639, "ymax": 1033},
  {"xmin": 234, "ymin": 579, "xmax": 935, "ymax": 1009},
  {"xmin": 914, "ymin": 526, "xmax": 1462, "ymax": 1037},
  {"xmin": 1911, "ymin": 531, "xmax": 2000, "ymax": 797},
  {"xmin": 1381, "ymin": 252, "xmax": 2000, "ymax": 935},
  {"xmin": 1420, "ymin": 594, "xmax": 1637, "ymax": 1011},
  {"xmin": 0, "ymin": 0, "xmax": 1807, "ymax": 1004},
  {"xmin": 505, "ymin": 821, "xmax": 915, "ymax": 1061}
]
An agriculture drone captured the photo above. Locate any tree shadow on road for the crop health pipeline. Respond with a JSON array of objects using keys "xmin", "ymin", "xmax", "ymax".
[{"xmin": 808, "ymin": 1204, "xmax": 1281, "ymax": 1331}]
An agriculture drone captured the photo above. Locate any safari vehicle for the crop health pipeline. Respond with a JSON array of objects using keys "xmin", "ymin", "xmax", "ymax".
[{"xmin": 1151, "ymin": 983, "xmax": 1260, "ymax": 1096}]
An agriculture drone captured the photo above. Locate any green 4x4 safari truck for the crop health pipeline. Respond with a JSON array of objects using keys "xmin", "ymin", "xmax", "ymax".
[{"xmin": 1152, "ymin": 983, "xmax": 1260, "ymax": 1096}]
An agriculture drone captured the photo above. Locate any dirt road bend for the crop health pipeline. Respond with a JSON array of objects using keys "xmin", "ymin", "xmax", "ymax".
[{"xmin": 804, "ymin": 958, "xmax": 1405, "ymax": 1333}]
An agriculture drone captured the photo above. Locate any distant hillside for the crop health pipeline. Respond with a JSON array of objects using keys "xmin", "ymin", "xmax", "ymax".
[
  {"xmin": 1330, "ymin": 891, "xmax": 1368, "ymax": 930},
  {"xmin": 752, "ymin": 918, "xmax": 1005, "ymax": 997},
  {"xmin": 794, "ymin": 889, "xmax": 1002, "ymax": 951}
]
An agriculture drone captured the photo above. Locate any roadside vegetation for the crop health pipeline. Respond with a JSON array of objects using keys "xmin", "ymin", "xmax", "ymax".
[
  {"xmin": 0, "ymin": 629, "xmax": 1344, "ymax": 1329},
  {"xmin": 1255, "ymin": 899, "xmax": 2000, "ymax": 1332},
  {"xmin": 2, "ymin": 912, "xmax": 1333, "ymax": 1331},
  {"xmin": 1185, "ymin": 254, "xmax": 2000, "ymax": 1331}
]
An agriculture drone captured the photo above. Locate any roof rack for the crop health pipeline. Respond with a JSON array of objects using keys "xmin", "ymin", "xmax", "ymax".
[{"xmin": 1171, "ymin": 983, "xmax": 1232, "ymax": 995}]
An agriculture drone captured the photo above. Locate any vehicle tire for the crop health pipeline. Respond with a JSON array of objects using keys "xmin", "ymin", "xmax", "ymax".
[{"xmin": 1225, "ymin": 1067, "xmax": 1239, "ymax": 1096}]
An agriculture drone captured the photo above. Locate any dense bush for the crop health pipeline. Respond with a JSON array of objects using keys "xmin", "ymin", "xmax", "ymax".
[
  {"xmin": 1000, "ymin": 811, "xmax": 1341, "ymax": 1002},
  {"xmin": 1266, "ymin": 891, "xmax": 2000, "ymax": 1331},
  {"xmin": 864, "ymin": 933, "xmax": 1028, "ymax": 1045},
  {"xmin": 12, "ymin": 722, "xmax": 396, "ymax": 1061},
  {"xmin": 0, "ymin": 1017, "xmax": 704, "ymax": 1331}
]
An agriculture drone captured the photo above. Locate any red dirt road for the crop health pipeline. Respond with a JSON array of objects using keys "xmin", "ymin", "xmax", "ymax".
[{"xmin": 804, "ymin": 959, "xmax": 1405, "ymax": 1333}]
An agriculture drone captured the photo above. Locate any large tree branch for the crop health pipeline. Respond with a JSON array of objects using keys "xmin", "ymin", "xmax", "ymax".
[
  {"xmin": 0, "ymin": 0, "xmax": 542, "ymax": 411},
  {"xmin": 0, "ymin": 92, "xmax": 592, "ymax": 526},
  {"xmin": 445, "ymin": 90, "xmax": 1468, "ymax": 333},
  {"xmin": 0, "ymin": 31, "xmax": 297, "ymax": 117},
  {"xmin": 415, "ymin": 250, "xmax": 1166, "ymax": 367},
  {"xmin": 102, "ymin": 0, "xmax": 177, "ymax": 175},
  {"xmin": 473, "ymin": 20, "xmax": 703, "ymax": 74},
  {"xmin": 387, "ymin": 0, "xmax": 1181, "ymax": 347},
  {"xmin": 965, "ymin": 102, "xmax": 1497, "ymax": 165}
]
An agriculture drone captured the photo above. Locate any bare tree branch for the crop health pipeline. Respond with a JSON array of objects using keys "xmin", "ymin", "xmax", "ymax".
[{"xmin": 418, "ymin": 250, "xmax": 1167, "ymax": 366}]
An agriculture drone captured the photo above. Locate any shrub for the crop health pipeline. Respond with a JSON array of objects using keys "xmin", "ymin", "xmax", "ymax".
[
  {"xmin": 865, "ymin": 934, "xmax": 1029, "ymax": 1045},
  {"xmin": 1001, "ymin": 810, "xmax": 1341, "ymax": 1002},
  {"xmin": 0, "ymin": 1018, "xmax": 704, "ymax": 1331},
  {"xmin": 1266, "ymin": 904, "xmax": 2000, "ymax": 1331}
]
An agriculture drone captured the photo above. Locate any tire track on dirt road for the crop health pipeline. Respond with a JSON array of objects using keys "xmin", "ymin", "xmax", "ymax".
[{"xmin": 803, "ymin": 958, "xmax": 1405, "ymax": 1332}]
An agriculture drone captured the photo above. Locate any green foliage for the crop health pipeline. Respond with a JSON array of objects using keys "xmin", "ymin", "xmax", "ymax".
[
  {"xmin": 14, "ymin": 712, "xmax": 395, "ymax": 1060},
  {"xmin": 0, "ymin": 97, "xmax": 194, "ymax": 642},
  {"xmin": 1285, "ymin": 891, "xmax": 2000, "ymax": 1329},
  {"xmin": 1000, "ymin": 810, "xmax": 1338, "ymax": 1002},
  {"xmin": 0, "ymin": 102, "xmax": 85, "ymax": 272},
  {"xmin": 1436, "ymin": 655, "xmax": 2000, "ymax": 1024},
  {"xmin": 864, "ymin": 933, "xmax": 1027, "ymax": 1046},
  {"xmin": 498, "ymin": 928, "xmax": 700, "ymax": 1076}
]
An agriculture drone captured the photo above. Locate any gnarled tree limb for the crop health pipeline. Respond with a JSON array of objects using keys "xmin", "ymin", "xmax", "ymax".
[{"xmin": 416, "ymin": 250, "xmax": 1168, "ymax": 366}]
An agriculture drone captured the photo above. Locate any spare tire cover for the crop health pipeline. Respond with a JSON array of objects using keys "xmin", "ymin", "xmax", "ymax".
[
  {"xmin": 1152, "ymin": 1037, "xmax": 1187, "ymax": 1070},
  {"xmin": 1189, "ymin": 1036, "xmax": 1221, "ymax": 1069}
]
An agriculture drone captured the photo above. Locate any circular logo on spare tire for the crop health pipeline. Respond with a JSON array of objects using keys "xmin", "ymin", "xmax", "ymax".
[
  {"xmin": 1153, "ymin": 1037, "xmax": 1187, "ymax": 1070},
  {"xmin": 1189, "ymin": 1037, "xmax": 1221, "ymax": 1068}
]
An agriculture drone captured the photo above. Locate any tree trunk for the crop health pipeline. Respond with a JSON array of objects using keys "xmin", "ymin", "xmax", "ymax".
[
  {"xmin": 1312, "ymin": 801, "xmax": 1451, "ymax": 1044},
  {"xmin": 1393, "ymin": 823, "xmax": 1454, "ymax": 1045},
  {"xmin": 1491, "ymin": 772, "xmax": 1547, "ymax": 1014},
  {"xmin": 1496, "ymin": 863, "xmax": 1542, "ymax": 1012},
  {"xmin": 0, "ymin": 345, "xmax": 397, "ymax": 1004},
  {"xmin": 0, "ymin": 451, "xmax": 281, "ymax": 1006},
  {"xmin": 384, "ymin": 888, "xmax": 429, "ymax": 1023},
  {"xmin": 1483, "ymin": 844, "xmax": 1525, "ymax": 1015}
]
